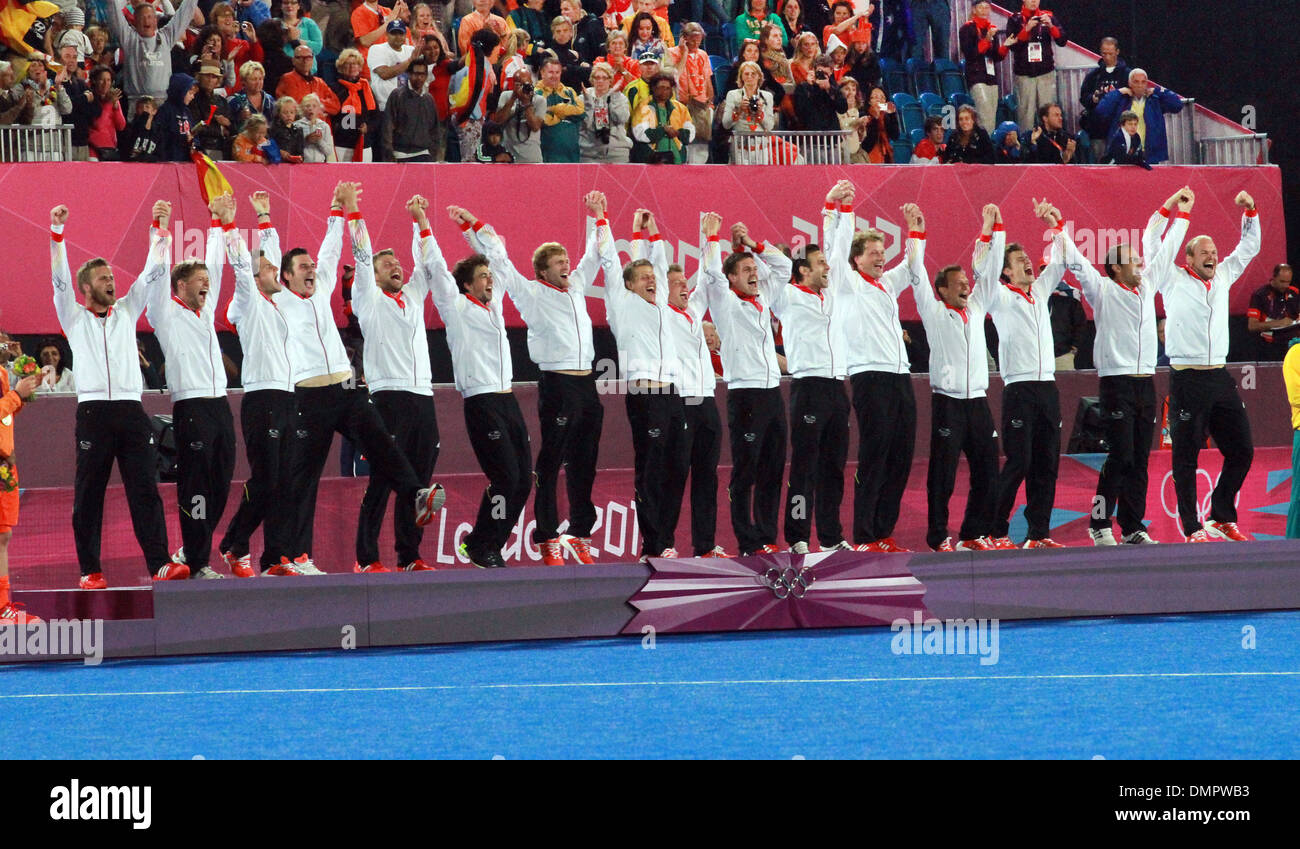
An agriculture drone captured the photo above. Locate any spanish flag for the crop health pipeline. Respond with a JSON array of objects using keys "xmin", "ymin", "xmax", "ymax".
[{"xmin": 191, "ymin": 151, "xmax": 232, "ymax": 205}]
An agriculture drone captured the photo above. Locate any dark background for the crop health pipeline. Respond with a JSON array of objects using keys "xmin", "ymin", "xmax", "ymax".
[{"xmin": 1052, "ymin": 0, "xmax": 1294, "ymax": 258}]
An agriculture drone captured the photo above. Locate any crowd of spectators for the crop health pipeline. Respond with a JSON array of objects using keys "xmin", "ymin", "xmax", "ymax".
[{"xmin": 0, "ymin": 0, "xmax": 1190, "ymax": 166}]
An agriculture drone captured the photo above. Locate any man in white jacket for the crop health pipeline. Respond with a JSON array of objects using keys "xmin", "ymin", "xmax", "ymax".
[
  {"xmin": 1149, "ymin": 189, "xmax": 1261, "ymax": 543},
  {"xmin": 50, "ymin": 202, "xmax": 181, "ymax": 587}
]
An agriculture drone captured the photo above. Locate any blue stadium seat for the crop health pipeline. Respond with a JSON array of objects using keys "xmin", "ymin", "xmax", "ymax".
[
  {"xmin": 1075, "ymin": 129, "xmax": 1093, "ymax": 163},
  {"xmin": 720, "ymin": 21, "xmax": 736, "ymax": 61},
  {"xmin": 709, "ymin": 54, "xmax": 729, "ymax": 75},
  {"xmin": 892, "ymin": 138, "xmax": 913, "ymax": 164},
  {"xmin": 906, "ymin": 58, "xmax": 940, "ymax": 95},
  {"xmin": 880, "ymin": 58, "xmax": 910, "ymax": 97},
  {"xmin": 919, "ymin": 92, "xmax": 945, "ymax": 117},
  {"xmin": 713, "ymin": 64, "xmax": 732, "ymax": 105},
  {"xmin": 947, "ymin": 91, "xmax": 974, "ymax": 110},
  {"xmin": 935, "ymin": 58, "xmax": 966, "ymax": 99},
  {"xmin": 891, "ymin": 92, "xmax": 925, "ymax": 136},
  {"xmin": 997, "ymin": 92, "xmax": 1018, "ymax": 126},
  {"xmin": 910, "ymin": 127, "xmax": 924, "ymax": 147}
]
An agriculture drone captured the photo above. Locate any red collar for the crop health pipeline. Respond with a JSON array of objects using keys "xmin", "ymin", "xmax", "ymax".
[
  {"xmin": 383, "ymin": 288, "xmax": 406, "ymax": 309},
  {"xmin": 290, "ymin": 287, "xmax": 312, "ymax": 300},
  {"xmin": 465, "ymin": 293, "xmax": 491, "ymax": 311},
  {"xmin": 1114, "ymin": 279, "xmax": 1140, "ymax": 295},
  {"xmin": 172, "ymin": 294, "xmax": 202, "ymax": 316},
  {"xmin": 1003, "ymin": 282, "xmax": 1034, "ymax": 304},
  {"xmin": 944, "ymin": 301, "xmax": 969, "ymax": 323},
  {"xmin": 856, "ymin": 269, "xmax": 886, "ymax": 292},
  {"xmin": 536, "ymin": 277, "xmax": 568, "ymax": 294},
  {"xmin": 793, "ymin": 282, "xmax": 824, "ymax": 301},
  {"xmin": 732, "ymin": 288, "xmax": 764, "ymax": 312},
  {"xmin": 669, "ymin": 302, "xmax": 693, "ymax": 323},
  {"xmin": 1181, "ymin": 264, "xmax": 1212, "ymax": 291}
]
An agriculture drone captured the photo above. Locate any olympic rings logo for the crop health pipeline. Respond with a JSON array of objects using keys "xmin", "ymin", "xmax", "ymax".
[{"xmin": 762, "ymin": 566, "xmax": 816, "ymax": 599}]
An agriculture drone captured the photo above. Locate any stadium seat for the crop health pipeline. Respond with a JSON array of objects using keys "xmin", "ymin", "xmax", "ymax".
[
  {"xmin": 892, "ymin": 138, "xmax": 913, "ymax": 164},
  {"xmin": 713, "ymin": 64, "xmax": 732, "ymax": 105},
  {"xmin": 720, "ymin": 21, "xmax": 736, "ymax": 61},
  {"xmin": 880, "ymin": 58, "xmax": 910, "ymax": 96},
  {"xmin": 906, "ymin": 58, "xmax": 940, "ymax": 96},
  {"xmin": 1075, "ymin": 129, "xmax": 1093, "ymax": 163},
  {"xmin": 709, "ymin": 54, "xmax": 729, "ymax": 75},
  {"xmin": 947, "ymin": 91, "xmax": 973, "ymax": 110},
  {"xmin": 704, "ymin": 31, "xmax": 728, "ymax": 58},
  {"xmin": 909, "ymin": 127, "xmax": 924, "ymax": 146},
  {"xmin": 891, "ymin": 93, "xmax": 925, "ymax": 137},
  {"xmin": 935, "ymin": 58, "xmax": 965, "ymax": 99},
  {"xmin": 919, "ymin": 92, "xmax": 945, "ymax": 117},
  {"xmin": 997, "ymin": 92, "xmax": 1018, "ymax": 126}
]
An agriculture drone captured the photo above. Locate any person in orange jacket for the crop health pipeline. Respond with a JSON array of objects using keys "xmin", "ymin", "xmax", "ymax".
[{"xmin": 0, "ymin": 336, "xmax": 42, "ymax": 625}]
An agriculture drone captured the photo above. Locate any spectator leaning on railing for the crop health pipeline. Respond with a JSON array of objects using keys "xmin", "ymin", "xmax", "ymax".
[
  {"xmin": 1105, "ymin": 109, "xmax": 1150, "ymax": 169},
  {"xmin": 792, "ymin": 55, "xmax": 846, "ymax": 134},
  {"xmin": 1096, "ymin": 68, "xmax": 1183, "ymax": 166},
  {"xmin": 723, "ymin": 59, "xmax": 776, "ymax": 143},
  {"xmin": 1024, "ymin": 102, "xmax": 1076, "ymax": 164},
  {"xmin": 23, "ymin": 58, "xmax": 72, "ymax": 128},
  {"xmin": 1005, "ymin": 0, "xmax": 1066, "ymax": 132},
  {"xmin": 959, "ymin": 1, "xmax": 1005, "ymax": 132}
]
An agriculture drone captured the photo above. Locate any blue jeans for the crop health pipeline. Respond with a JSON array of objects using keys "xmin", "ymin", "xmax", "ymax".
[
  {"xmin": 912, "ymin": 0, "xmax": 951, "ymax": 62},
  {"xmin": 690, "ymin": 0, "xmax": 731, "ymax": 30}
]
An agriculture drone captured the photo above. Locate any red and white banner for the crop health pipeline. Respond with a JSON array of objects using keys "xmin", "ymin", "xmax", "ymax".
[{"xmin": 0, "ymin": 163, "xmax": 1285, "ymax": 334}]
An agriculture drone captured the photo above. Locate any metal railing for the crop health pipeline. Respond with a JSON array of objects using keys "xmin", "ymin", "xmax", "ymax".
[
  {"xmin": 1200, "ymin": 134, "xmax": 1270, "ymax": 165},
  {"xmin": 729, "ymin": 131, "xmax": 849, "ymax": 165},
  {"xmin": 0, "ymin": 125, "xmax": 73, "ymax": 162},
  {"xmin": 1164, "ymin": 98, "xmax": 1198, "ymax": 165}
]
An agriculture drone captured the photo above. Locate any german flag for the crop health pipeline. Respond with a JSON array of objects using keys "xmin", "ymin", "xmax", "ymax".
[{"xmin": 191, "ymin": 151, "xmax": 233, "ymax": 204}]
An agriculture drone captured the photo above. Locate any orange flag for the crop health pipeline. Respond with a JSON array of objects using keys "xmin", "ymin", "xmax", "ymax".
[{"xmin": 191, "ymin": 151, "xmax": 233, "ymax": 204}]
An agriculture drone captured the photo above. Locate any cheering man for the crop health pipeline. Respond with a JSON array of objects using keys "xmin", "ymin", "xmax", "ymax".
[
  {"xmin": 1149, "ymin": 189, "xmax": 1261, "ymax": 543},
  {"xmin": 1060, "ymin": 188, "xmax": 1193, "ymax": 545},
  {"xmin": 460, "ymin": 193, "xmax": 611, "ymax": 567},
  {"xmin": 911, "ymin": 205, "xmax": 1005, "ymax": 552},
  {"xmin": 51, "ymin": 202, "xmax": 182, "ymax": 586},
  {"xmin": 350, "ymin": 195, "xmax": 443, "ymax": 573},
  {"xmin": 701, "ymin": 220, "xmax": 792, "ymax": 556},
  {"xmin": 216, "ymin": 191, "xmax": 296, "ymax": 575},
  {"xmin": 145, "ymin": 195, "xmax": 238, "ymax": 579},
  {"xmin": 279, "ymin": 182, "xmax": 445, "ymax": 575}
]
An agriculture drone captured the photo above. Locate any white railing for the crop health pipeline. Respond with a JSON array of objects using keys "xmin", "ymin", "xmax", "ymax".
[
  {"xmin": 1200, "ymin": 134, "xmax": 1270, "ymax": 166},
  {"xmin": 0, "ymin": 125, "xmax": 73, "ymax": 162},
  {"xmin": 1165, "ymin": 98, "xmax": 1198, "ymax": 165},
  {"xmin": 729, "ymin": 131, "xmax": 849, "ymax": 165}
]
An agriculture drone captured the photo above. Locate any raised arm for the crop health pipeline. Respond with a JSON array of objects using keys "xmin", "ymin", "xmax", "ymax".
[
  {"xmin": 699, "ymin": 215, "xmax": 729, "ymax": 305},
  {"xmin": 570, "ymin": 191, "xmax": 610, "ymax": 294},
  {"xmin": 1218, "ymin": 191, "xmax": 1261, "ymax": 287},
  {"xmin": 225, "ymin": 197, "xmax": 259, "ymax": 330},
  {"xmin": 1030, "ymin": 200, "xmax": 1066, "ymax": 300},
  {"xmin": 452, "ymin": 206, "xmax": 532, "ymax": 307},
  {"xmin": 130, "ymin": 199, "xmax": 177, "ymax": 323},
  {"xmin": 403, "ymin": 195, "xmax": 442, "ymax": 305},
  {"xmin": 49, "ymin": 205, "xmax": 77, "ymax": 332},
  {"xmin": 969, "ymin": 204, "xmax": 1004, "ymax": 313},
  {"xmin": 338, "ymin": 181, "xmax": 379, "ymax": 319},
  {"xmin": 1146, "ymin": 188, "xmax": 1193, "ymax": 292},
  {"xmin": 163, "ymin": 0, "xmax": 203, "ymax": 45},
  {"xmin": 104, "ymin": 0, "xmax": 130, "ymax": 44},
  {"xmin": 639, "ymin": 211, "xmax": 671, "ymax": 309},
  {"xmin": 1057, "ymin": 216, "xmax": 1107, "ymax": 306},
  {"xmin": 314, "ymin": 181, "xmax": 348, "ymax": 301},
  {"xmin": 881, "ymin": 202, "xmax": 927, "ymax": 298},
  {"xmin": 205, "ymin": 193, "xmax": 234, "ymax": 318}
]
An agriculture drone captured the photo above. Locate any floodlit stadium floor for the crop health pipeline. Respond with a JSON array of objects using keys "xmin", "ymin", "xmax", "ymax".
[{"xmin": 3, "ymin": 610, "xmax": 1298, "ymax": 759}]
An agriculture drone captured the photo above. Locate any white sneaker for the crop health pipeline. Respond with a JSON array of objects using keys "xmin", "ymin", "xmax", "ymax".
[
  {"xmin": 1122, "ymin": 530, "xmax": 1159, "ymax": 545},
  {"xmin": 192, "ymin": 566, "xmax": 225, "ymax": 579},
  {"xmin": 1089, "ymin": 528, "xmax": 1117, "ymax": 546},
  {"xmin": 293, "ymin": 557, "xmax": 325, "ymax": 576},
  {"xmin": 790, "ymin": 541, "xmax": 810, "ymax": 555},
  {"xmin": 172, "ymin": 546, "xmax": 187, "ymax": 564},
  {"xmin": 822, "ymin": 540, "xmax": 853, "ymax": 551},
  {"xmin": 414, "ymin": 483, "xmax": 447, "ymax": 527}
]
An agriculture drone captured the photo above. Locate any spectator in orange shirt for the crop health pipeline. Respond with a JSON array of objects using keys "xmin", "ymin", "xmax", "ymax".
[
  {"xmin": 458, "ymin": 0, "xmax": 510, "ymax": 57},
  {"xmin": 354, "ymin": 0, "xmax": 406, "ymax": 60},
  {"xmin": 276, "ymin": 43, "xmax": 342, "ymax": 114}
]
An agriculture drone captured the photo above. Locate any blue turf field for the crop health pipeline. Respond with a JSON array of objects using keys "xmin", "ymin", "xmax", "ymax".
[{"xmin": 3, "ymin": 611, "xmax": 1299, "ymax": 759}]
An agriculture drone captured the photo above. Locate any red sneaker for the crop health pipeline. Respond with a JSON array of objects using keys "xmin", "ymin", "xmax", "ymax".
[
  {"xmin": 78, "ymin": 572, "xmax": 107, "ymax": 590},
  {"xmin": 657, "ymin": 548, "xmax": 679, "ymax": 558},
  {"xmin": 414, "ymin": 483, "xmax": 446, "ymax": 527},
  {"xmin": 1205, "ymin": 521, "xmax": 1249, "ymax": 542},
  {"xmin": 875, "ymin": 537, "xmax": 912, "ymax": 553},
  {"xmin": 1185, "ymin": 529, "xmax": 1215, "ymax": 543},
  {"xmin": 559, "ymin": 534, "xmax": 594, "ymax": 565},
  {"xmin": 353, "ymin": 561, "xmax": 392, "ymax": 573},
  {"xmin": 0, "ymin": 601, "xmax": 41, "ymax": 625},
  {"xmin": 400, "ymin": 559, "xmax": 435, "ymax": 571},
  {"xmin": 853, "ymin": 542, "xmax": 886, "ymax": 552},
  {"xmin": 754, "ymin": 544, "xmax": 780, "ymax": 555},
  {"xmin": 932, "ymin": 538, "xmax": 955, "ymax": 552},
  {"xmin": 222, "ymin": 550, "xmax": 255, "ymax": 578},
  {"xmin": 1023, "ymin": 538, "xmax": 1065, "ymax": 549},
  {"xmin": 263, "ymin": 558, "xmax": 304, "ymax": 576},
  {"xmin": 152, "ymin": 563, "xmax": 190, "ymax": 581},
  {"xmin": 538, "ymin": 539, "xmax": 564, "ymax": 566},
  {"xmin": 986, "ymin": 536, "xmax": 1017, "ymax": 550},
  {"xmin": 699, "ymin": 546, "xmax": 731, "ymax": 558},
  {"xmin": 955, "ymin": 538, "xmax": 990, "ymax": 551}
]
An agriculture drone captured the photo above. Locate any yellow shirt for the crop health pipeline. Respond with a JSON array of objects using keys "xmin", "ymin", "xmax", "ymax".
[{"xmin": 1284, "ymin": 342, "xmax": 1300, "ymax": 429}]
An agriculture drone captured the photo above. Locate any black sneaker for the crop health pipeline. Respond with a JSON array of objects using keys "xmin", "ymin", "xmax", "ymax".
[{"xmin": 484, "ymin": 550, "xmax": 508, "ymax": 569}]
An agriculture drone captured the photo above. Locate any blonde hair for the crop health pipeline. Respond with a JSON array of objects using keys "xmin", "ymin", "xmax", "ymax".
[
  {"xmin": 589, "ymin": 61, "xmax": 614, "ymax": 81},
  {"xmin": 277, "ymin": 94, "xmax": 301, "ymax": 118},
  {"xmin": 336, "ymin": 48, "xmax": 364, "ymax": 73},
  {"xmin": 502, "ymin": 28, "xmax": 530, "ymax": 57},
  {"xmin": 606, "ymin": 29, "xmax": 628, "ymax": 50},
  {"xmin": 850, "ymin": 229, "xmax": 885, "ymax": 263},
  {"xmin": 737, "ymin": 60, "xmax": 763, "ymax": 86},
  {"xmin": 240, "ymin": 60, "xmax": 265, "ymax": 80},
  {"xmin": 241, "ymin": 113, "xmax": 269, "ymax": 138},
  {"xmin": 532, "ymin": 242, "xmax": 568, "ymax": 277}
]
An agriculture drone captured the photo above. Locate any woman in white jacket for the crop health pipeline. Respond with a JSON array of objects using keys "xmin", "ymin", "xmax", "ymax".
[
  {"xmin": 579, "ymin": 62, "xmax": 633, "ymax": 162},
  {"xmin": 722, "ymin": 61, "xmax": 775, "ymax": 164}
]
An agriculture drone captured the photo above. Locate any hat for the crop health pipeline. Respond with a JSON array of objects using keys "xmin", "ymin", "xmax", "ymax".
[
  {"xmin": 635, "ymin": 47, "xmax": 663, "ymax": 65},
  {"xmin": 849, "ymin": 26, "xmax": 871, "ymax": 45},
  {"xmin": 386, "ymin": 19, "xmax": 408, "ymax": 34},
  {"xmin": 196, "ymin": 60, "xmax": 222, "ymax": 78},
  {"xmin": 825, "ymin": 34, "xmax": 847, "ymax": 54},
  {"xmin": 64, "ymin": 6, "xmax": 84, "ymax": 28}
]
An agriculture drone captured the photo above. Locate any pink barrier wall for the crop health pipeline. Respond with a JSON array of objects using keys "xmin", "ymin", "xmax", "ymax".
[{"xmin": 0, "ymin": 163, "xmax": 1285, "ymax": 334}]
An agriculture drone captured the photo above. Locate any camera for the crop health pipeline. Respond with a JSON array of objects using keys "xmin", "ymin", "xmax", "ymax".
[
  {"xmin": 517, "ymin": 82, "xmax": 534, "ymax": 99},
  {"xmin": 815, "ymin": 70, "xmax": 828, "ymax": 81},
  {"xmin": 748, "ymin": 94, "xmax": 760, "ymax": 111}
]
